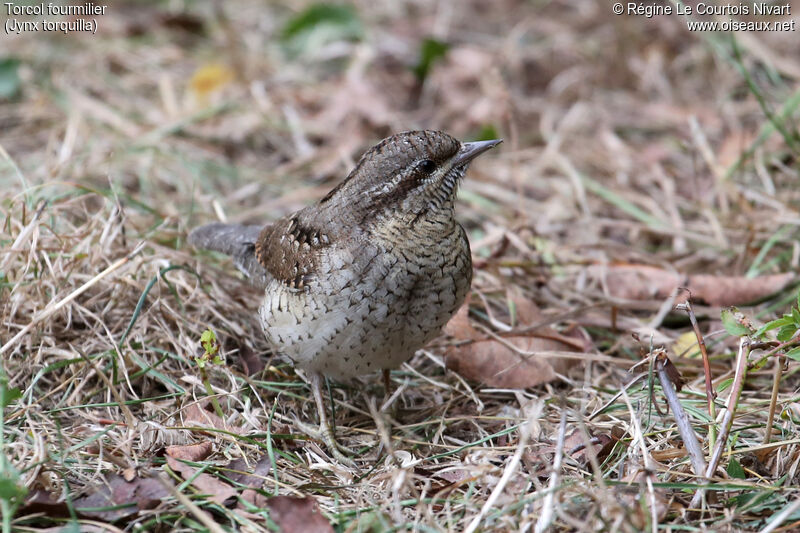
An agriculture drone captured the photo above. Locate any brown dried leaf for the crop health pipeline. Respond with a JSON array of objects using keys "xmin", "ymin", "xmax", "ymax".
[
  {"xmin": 20, "ymin": 490, "xmax": 70, "ymax": 518},
  {"xmin": 590, "ymin": 264, "xmax": 683, "ymax": 301},
  {"xmin": 165, "ymin": 441, "xmax": 213, "ymax": 462},
  {"xmin": 225, "ymin": 456, "xmax": 273, "ymax": 517},
  {"xmin": 445, "ymin": 337, "xmax": 555, "ymax": 387},
  {"xmin": 564, "ymin": 429, "xmax": 619, "ymax": 466},
  {"xmin": 22, "ymin": 475, "xmax": 171, "ymax": 522},
  {"xmin": 651, "ymin": 447, "xmax": 691, "ymax": 462},
  {"xmin": 183, "ymin": 402, "xmax": 242, "ymax": 434},
  {"xmin": 687, "ymin": 273, "xmax": 794, "ymax": 306},
  {"xmin": 226, "ymin": 455, "xmax": 272, "ymax": 489},
  {"xmin": 433, "ymin": 468, "xmax": 471, "ymax": 484},
  {"xmin": 241, "ymin": 488, "xmax": 270, "ymax": 510},
  {"xmin": 445, "ymin": 331, "xmax": 582, "ymax": 388},
  {"xmin": 445, "ymin": 293, "xmax": 584, "ymax": 388},
  {"xmin": 165, "ymin": 454, "xmax": 237, "ymax": 506},
  {"xmin": 74, "ymin": 474, "xmax": 168, "ymax": 521},
  {"xmin": 443, "ymin": 297, "xmax": 481, "ymax": 341},
  {"xmin": 507, "ymin": 286, "xmax": 542, "ymax": 325},
  {"xmin": 657, "ymin": 354, "xmax": 685, "ymax": 393},
  {"xmin": 267, "ymin": 496, "xmax": 334, "ymax": 533},
  {"xmin": 238, "ymin": 344, "xmax": 266, "ymax": 376},
  {"xmin": 589, "ymin": 265, "xmax": 794, "ymax": 306}
]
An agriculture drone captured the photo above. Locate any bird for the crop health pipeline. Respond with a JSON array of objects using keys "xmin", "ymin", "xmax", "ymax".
[{"xmin": 188, "ymin": 130, "xmax": 501, "ymax": 465}]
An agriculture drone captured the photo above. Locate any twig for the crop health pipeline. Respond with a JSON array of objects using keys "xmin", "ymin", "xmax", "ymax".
[
  {"xmin": 764, "ymin": 355, "xmax": 784, "ymax": 446},
  {"xmin": 676, "ymin": 298, "xmax": 716, "ymax": 452},
  {"xmin": 749, "ymin": 338, "xmax": 800, "ymax": 370},
  {"xmin": 534, "ymin": 409, "xmax": 566, "ymax": 533},
  {"xmin": 654, "ymin": 350, "xmax": 707, "ymax": 478},
  {"xmin": 690, "ymin": 338, "xmax": 750, "ymax": 510}
]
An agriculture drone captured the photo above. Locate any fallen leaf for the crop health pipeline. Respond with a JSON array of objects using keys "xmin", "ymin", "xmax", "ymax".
[
  {"xmin": 444, "ymin": 293, "xmax": 586, "ymax": 388},
  {"xmin": 687, "ymin": 273, "xmax": 794, "ymax": 307},
  {"xmin": 238, "ymin": 344, "xmax": 266, "ymax": 376},
  {"xmin": 446, "ymin": 335, "xmax": 573, "ymax": 388},
  {"xmin": 588, "ymin": 265, "xmax": 794, "ymax": 307},
  {"xmin": 564, "ymin": 428, "xmax": 619, "ymax": 466},
  {"xmin": 433, "ymin": 468, "xmax": 471, "ymax": 484},
  {"xmin": 75, "ymin": 474, "xmax": 168, "ymax": 521},
  {"xmin": 267, "ymin": 496, "xmax": 334, "ymax": 533},
  {"xmin": 21, "ymin": 474, "xmax": 171, "ymax": 522},
  {"xmin": 656, "ymin": 350, "xmax": 685, "ymax": 393},
  {"xmin": 183, "ymin": 402, "xmax": 242, "ymax": 434},
  {"xmin": 671, "ymin": 331, "xmax": 701, "ymax": 359},
  {"xmin": 165, "ymin": 441, "xmax": 213, "ymax": 462},
  {"xmin": 507, "ymin": 286, "xmax": 543, "ymax": 326},
  {"xmin": 19, "ymin": 490, "xmax": 70, "ymax": 518},
  {"xmin": 228, "ymin": 455, "xmax": 272, "ymax": 508},
  {"xmin": 590, "ymin": 264, "xmax": 684, "ymax": 301},
  {"xmin": 651, "ymin": 447, "xmax": 691, "ymax": 462},
  {"xmin": 165, "ymin": 453, "xmax": 237, "ymax": 506},
  {"xmin": 189, "ymin": 64, "xmax": 234, "ymax": 105},
  {"xmin": 241, "ymin": 488, "xmax": 270, "ymax": 511},
  {"xmin": 225, "ymin": 455, "xmax": 272, "ymax": 489},
  {"xmin": 442, "ymin": 296, "xmax": 480, "ymax": 341}
]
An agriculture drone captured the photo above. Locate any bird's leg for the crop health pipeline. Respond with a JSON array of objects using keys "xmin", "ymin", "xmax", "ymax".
[
  {"xmin": 382, "ymin": 369, "xmax": 392, "ymax": 396},
  {"xmin": 294, "ymin": 372, "xmax": 356, "ymax": 467}
]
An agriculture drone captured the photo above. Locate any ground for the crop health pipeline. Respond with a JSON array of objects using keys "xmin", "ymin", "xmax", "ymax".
[{"xmin": 2, "ymin": 1, "xmax": 800, "ymax": 531}]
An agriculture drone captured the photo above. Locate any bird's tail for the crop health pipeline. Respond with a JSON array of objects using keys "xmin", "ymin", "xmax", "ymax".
[{"xmin": 188, "ymin": 223, "xmax": 269, "ymax": 287}]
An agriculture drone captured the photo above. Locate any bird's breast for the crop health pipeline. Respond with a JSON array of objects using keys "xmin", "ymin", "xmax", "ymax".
[{"xmin": 258, "ymin": 224, "xmax": 472, "ymax": 379}]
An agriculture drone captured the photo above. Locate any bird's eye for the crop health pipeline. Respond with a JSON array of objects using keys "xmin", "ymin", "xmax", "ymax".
[{"xmin": 419, "ymin": 159, "xmax": 436, "ymax": 173}]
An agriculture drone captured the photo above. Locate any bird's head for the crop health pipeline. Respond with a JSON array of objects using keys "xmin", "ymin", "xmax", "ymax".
[{"xmin": 318, "ymin": 130, "xmax": 501, "ymax": 228}]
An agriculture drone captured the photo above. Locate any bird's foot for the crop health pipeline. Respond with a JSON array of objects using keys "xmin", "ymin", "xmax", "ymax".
[{"xmin": 293, "ymin": 416, "xmax": 357, "ymax": 467}]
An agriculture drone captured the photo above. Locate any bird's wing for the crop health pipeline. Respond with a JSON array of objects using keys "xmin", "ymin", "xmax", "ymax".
[{"xmin": 254, "ymin": 213, "xmax": 333, "ymax": 291}]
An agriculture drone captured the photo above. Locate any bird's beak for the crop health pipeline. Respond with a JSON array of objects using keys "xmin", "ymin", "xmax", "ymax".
[{"xmin": 453, "ymin": 139, "xmax": 503, "ymax": 166}]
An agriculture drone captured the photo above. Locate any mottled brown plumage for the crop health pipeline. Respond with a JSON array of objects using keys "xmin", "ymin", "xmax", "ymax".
[{"xmin": 188, "ymin": 130, "xmax": 501, "ymax": 465}]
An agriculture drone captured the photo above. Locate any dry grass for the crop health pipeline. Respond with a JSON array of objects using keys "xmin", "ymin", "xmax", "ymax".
[{"xmin": 2, "ymin": 1, "xmax": 800, "ymax": 531}]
